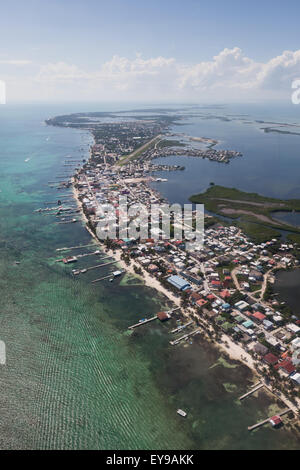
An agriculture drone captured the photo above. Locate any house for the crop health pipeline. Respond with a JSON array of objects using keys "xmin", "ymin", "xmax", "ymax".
[
  {"xmin": 235, "ymin": 301, "xmax": 249, "ymax": 312},
  {"xmin": 253, "ymin": 343, "xmax": 269, "ymax": 356},
  {"xmin": 279, "ymin": 358, "xmax": 295, "ymax": 375},
  {"xmin": 290, "ymin": 372, "xmax": 300, "ymax": 385},
  {"xmin": 266, "ymin": 336, "xmax": 280, "ymax": 348},
  {"xmin": 291, "ymin": 337, "xmax": 300, "ymax": 350},
  {"xmin": 263, "ymin": 353, "xmax": 279, "ymax": 366},
  {"xmin": 263, "ymin": 319, "xmax": 274, "ymax": 331},
  {"xmin": 253, "ymin": 311, "xmax": 266, "ymax": 322},
  {"xmin": 157, "ymin": 311, "xmax": 170, "ymax": 322},
  {"xmin": 221, "ymin": 303, "xmax": 231, "ymax": 311},
  {"xmin": 269, "ymin": 416, "xmax": 282, "ymax": 428},
  {"xmin": 190, "ymin": 292, "xmax": 202, "ymax": 305},
  {"xmin": 243, "ymin": 320, "xmax": 254, "ymax": 329},
  {"xmin": 286, "ymin": 324, "xmax": 300, "ymax": 335},
  {"xmin": 220, "ymin": 289, "xmax": 231, "ymax": 299},
  {"xmin": 148, "ymin": 264, "xmax": 159, "ymax": 273}
]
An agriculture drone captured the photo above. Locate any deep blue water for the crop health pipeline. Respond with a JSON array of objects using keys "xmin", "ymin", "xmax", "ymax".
[{"xmin": 150, "ymin": 103, "xmax": 300, "ymax": 204}]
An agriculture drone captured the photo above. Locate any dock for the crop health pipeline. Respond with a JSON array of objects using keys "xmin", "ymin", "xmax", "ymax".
[
  {"xmin": 170, "ymin": 328, "xmax": 200, "ymax": 346},
  {"xmin": 90, "ymin": 262, "xmax": 120, "ymax": 282},
  {"xmin": 128, "ymin": 316, "xmax": 158, "ymax": 330},
  {"xmin": 76, "ymin": 259, "xmax": 114, "ymax": 274},
  {"xmin": 248, "ymin": 409, "xmax": 292, "ymax": 431},
  {"xmin": 239, "ymin": 383, "xmax": 264, "ymax": 401},
  {"xmin": 171, "ymin": 321, "xmax": 193, "ymax": 334},
  {"xmin": 56, "ymin": 244, "xmax": 96, "ymax": 252}
]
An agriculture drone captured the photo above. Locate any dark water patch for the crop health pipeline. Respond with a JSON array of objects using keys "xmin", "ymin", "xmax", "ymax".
[
  {"xmin": 272, "ymin": 211, "xmax": 300, "ymax": 228},
  {"xmin": 274, "ymin": 269, "xmax": 300, "ymax": 317}
]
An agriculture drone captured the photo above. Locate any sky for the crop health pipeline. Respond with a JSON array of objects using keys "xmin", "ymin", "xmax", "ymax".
[{"xmin": 1, "ymin": 0, "xmax": 300, "ymax": 103}]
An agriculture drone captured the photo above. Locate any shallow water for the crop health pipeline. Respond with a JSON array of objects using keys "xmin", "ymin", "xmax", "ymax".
[{"xmin": 0, "ymin": 104, "xmax": 299, "ymax": 449}]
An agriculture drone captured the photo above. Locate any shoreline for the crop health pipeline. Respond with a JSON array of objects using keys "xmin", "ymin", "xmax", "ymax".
[
  {"xmin": 72, "ymin": 183, "xmax": 300, "ymax": 415},
  {"xmin": 67, "ymin": 125, "xmax": 300, "ymax": 418}
]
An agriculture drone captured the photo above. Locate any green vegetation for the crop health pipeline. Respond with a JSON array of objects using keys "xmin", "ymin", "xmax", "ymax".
[
  {"xmin": 287, "ymin": 233, "xmax": 300, "ymax": 244},
  {"xmin": 236, "ymin": 221, "xmax": 280, "ymax": 243},
  {"xmin": 189, "ymin": 185, "xmax": 300, "ymax": 242},
  {"xmin": 118, "ymin": 135, "xmax": 162, "ymax": 166},
  {"xmin": 156, "ymin": 139, "xmax": 185, "ymax": 148}
]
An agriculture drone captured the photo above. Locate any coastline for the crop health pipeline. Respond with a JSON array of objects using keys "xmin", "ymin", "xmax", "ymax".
[{"xmin": 70, "ymin": 137, "xmax": 300, "ymax": 417}]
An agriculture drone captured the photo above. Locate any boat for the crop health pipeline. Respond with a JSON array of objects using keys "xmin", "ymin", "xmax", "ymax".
[
  {"xmin": 113, "ymin": 270, "xmax": 123, "ymax": 277},
  {"xmin": 63, "ymin": 256, "xmax": 78, "ymax": 264},
  {"xmin": 177, "ymin": 409, "xmax": 187, "ymax": 418},
  {"xmin": 25, "ymin": 158, "xmax": 30, "ymax": 162}
]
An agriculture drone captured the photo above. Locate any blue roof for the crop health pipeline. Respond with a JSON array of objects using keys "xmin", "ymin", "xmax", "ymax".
[
  {"xmin": 222, "ymin": 303, "xmax": 231, "ymax": 309},
  {"xmin": 167, "ymin": 275, "xmax": 191, "ymax": 291},
  {"xmin": 243, "ymin": 320, "xmax": 254, "ymax": 329}
]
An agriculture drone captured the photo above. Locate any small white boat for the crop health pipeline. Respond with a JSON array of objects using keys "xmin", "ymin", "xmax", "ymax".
[
  {"xmin": 25, "ymin": 158, "xmax": 30, "ymax": 162},
  {"xmin": 177, "ymin": 409, "xmax": 187, "ymax": 418}
]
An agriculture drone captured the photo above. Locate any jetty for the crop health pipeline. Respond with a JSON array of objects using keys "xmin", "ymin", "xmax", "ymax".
[
  {"xmin": 171, "ymin": 321, "xmax": 193, "ymax": 334},
  {"xmin": 170, "ymin": 328, "xmax": 200, "ymax": 346},
  {"xmin": 56, "ymin": 219, "xmax": 78, "ymax": 224},
  {"xmin": 76, "ymin": 259, "xmax": 114, "ymax": 274},
  {"xmin": 128, "ymin": 316, "xmax": 158, "ymax": 330},
  {"xmin": 239, "ymin": 383, "xmax": 264, "ymax": 401},
  {"xmin": 56, "ymin": 243, "xmax": 96, "ymax": 252},
  {"xmin": 248, "ymin": 409, "xmax": 292, "ymax": 431}
]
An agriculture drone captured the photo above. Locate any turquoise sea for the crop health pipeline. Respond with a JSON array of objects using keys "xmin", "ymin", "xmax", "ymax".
[{"xmin": 0, "ymin": 103, "xmax": 299, "ymax": 450}]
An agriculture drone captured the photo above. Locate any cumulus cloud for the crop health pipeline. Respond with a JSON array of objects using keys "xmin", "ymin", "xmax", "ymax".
[{"xmin": 11, "ymin": 47, "xmax": 300, "ymax": 101}]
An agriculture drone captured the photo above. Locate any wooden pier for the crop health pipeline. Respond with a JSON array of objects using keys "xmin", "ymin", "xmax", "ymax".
[
  {"xmin": 170, "ymin": 328, "xmax": 200, "ymax": 346},
  {"xmin": 248, "ymin": 409, "xmax": 292, "ymax": 431},
  {"xmin": 90, "ymin": 262, "xmax": 119, "ymax": 282},
  {"xmin": 56, "ymin": 244, "xmax": 96, "ymax": 252},
  {"xmin": 128, "ymin": 316, "xmax": 158, "ymax": 330},
  {"xmin": 239, "ymin": 383, "xmax": 264, "ymax": 401},
  {"xmin": 171, "ymin": 321, "xmax": 193, "ymax": 334}
]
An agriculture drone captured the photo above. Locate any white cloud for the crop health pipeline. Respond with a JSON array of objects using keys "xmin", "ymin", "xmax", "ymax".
[
  {"xmin": 8, "ymin": 47, "xmax": 300, "ymax": 101},
  {"xmin": 0, "ymin": 59, "xmax": 32, "ymax": 66}
]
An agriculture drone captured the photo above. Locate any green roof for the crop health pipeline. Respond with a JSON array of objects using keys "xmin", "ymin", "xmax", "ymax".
[
  {"xmin": 235, "ymin": 315, "xmax": 244, "ymax": 324},
  {"xmin": 243, "ymin": 320, "xmax": 254, "ymax": 329}
]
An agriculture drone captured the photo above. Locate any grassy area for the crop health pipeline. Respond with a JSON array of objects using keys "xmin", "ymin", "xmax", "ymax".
[
  {"xmin": 287, "ymin": 233, "xmax": 300, "ymax": 244},
  {"xmin": 236, "ymin": 220, "xmax": 281, "ymax": 243},
  {"xmin": 190, "ymin": 185, "xmax": 300, "ymax": 241},
  {"xmin": 156, "ymin": 139, "xmax": 185, "ymax": 148},
  {"xmin": 118, "ymin": 135, "xmax": 162, "ymax": 166}
]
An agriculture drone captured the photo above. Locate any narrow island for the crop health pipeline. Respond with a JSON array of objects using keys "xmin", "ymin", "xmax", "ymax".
[{"xmin": 40, "ymin": 109, "xmax": 300, "ymax": 434}]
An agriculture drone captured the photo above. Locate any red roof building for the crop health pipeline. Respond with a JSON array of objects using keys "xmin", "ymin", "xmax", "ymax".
[
  {"xmin": 196, "ymin": 299, "xmax": 208, "ymax": 308},
  {"xmin": 269, "ymin": 416, "xmax": 282, "ymax": 427},
  {"xmin": 190, "ymin": 292, "xmax": 202, "ymax": 303},
  {"xmin": 157, "ymin": 312, "xmax": 169, "ymax": 322},
  {"xmin": 220, "ymin": 290, "xmax": 231, "ymax": 299},
  {"xmin": 207, "ymin": 294, "xmax": 216, "ymax": 301},
  {"xmin": 263, "ymin": 353, "xmax": 279, "ymax": 366},
  {"xmin": 253, "ymin": 311, "xmax": 266, "ymax": 322},
  {"xmin": 279, "ymin": 359, "xmax": 296, "ymax": 375}
]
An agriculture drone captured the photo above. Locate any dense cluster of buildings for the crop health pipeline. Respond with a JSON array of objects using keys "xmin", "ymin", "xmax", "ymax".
[{"xmin": 73, "ymin": 123, "xmax": 300, "ymax": 406}]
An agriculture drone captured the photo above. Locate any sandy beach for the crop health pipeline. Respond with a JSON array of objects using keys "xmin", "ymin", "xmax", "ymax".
[{"xmin": 72, "ymin": 180, "xmax": 300, "ymax": 415}]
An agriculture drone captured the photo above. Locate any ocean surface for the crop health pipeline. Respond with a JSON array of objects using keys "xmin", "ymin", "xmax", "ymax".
[
  {"xmin": 150, "ymin": 102, "xmax": 300, "ymax": 205},
  {"xmin": 0, "ymin": 103, "xmax": 299, "ymax": 450}
]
